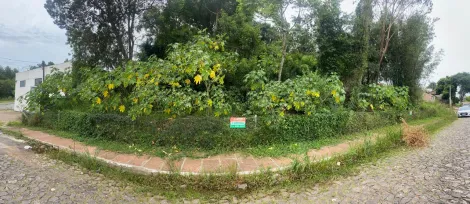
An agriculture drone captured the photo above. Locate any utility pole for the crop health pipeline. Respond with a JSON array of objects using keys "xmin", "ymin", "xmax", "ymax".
[
  {"xmin": 449, "ymin": 86, "xmax": 452, "ymax": 107},
  {"xmin": 42, "ymin": 63, "xmax": 45, "ymax": 82}
]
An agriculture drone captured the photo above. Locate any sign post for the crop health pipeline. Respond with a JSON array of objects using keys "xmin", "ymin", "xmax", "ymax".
[{"xmin": 230, "ymin": 117, "xmax": 246, "ymax": 129}]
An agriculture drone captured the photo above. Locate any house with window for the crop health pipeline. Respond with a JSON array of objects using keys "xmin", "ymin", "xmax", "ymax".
[{"xmin": 14, "ymin": 62, "xmax": 71, "ymax": 111}]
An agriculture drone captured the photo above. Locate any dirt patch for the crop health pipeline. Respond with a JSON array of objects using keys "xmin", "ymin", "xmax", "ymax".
[{"xmin": 0, "ymin": 110, "xmax": 21, "ymax": 124}]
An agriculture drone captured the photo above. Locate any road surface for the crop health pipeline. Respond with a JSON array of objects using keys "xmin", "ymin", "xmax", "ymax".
[
  {"xmin": 0, "ymin": 102, "xmax": 13, "ymax": 110},
  {"xmin": 248, "ymin": 118, "xmax": 470, "ymax": 203},
  {"xmin": 0, "ymin": 118, "xmax": 469, "ymax": 203}
]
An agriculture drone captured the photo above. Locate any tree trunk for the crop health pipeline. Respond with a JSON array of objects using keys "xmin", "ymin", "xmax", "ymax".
[{"xmin": 278, "ymin": 32, "xmax": 287, "ymax": 81}]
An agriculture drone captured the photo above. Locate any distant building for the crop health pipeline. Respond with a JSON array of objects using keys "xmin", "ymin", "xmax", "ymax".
[
  {"xmin": 423, "ymin": 89, "xmax": 437, "ymax": 102},
  {"xmin": 14, "ymin": 62, "xmax": 72, "ymax": 111}
]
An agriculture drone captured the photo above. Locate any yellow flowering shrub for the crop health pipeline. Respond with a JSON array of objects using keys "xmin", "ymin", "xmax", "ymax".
[
  {"xmin": 246, "ymin": 72, "xmax": 345, "ymax": 118},
  {"xmin": 78, "ymin": 34, "xmax": 236, "ymax": 119}
]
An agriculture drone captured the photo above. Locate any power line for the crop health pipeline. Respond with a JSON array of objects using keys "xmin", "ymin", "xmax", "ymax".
[{"xmin": 0, "ymin": 57, "xmax": 38, "ymax": 64}]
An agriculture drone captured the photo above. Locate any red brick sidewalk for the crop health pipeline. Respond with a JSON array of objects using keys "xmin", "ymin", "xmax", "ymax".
[{"xmin": 15, "ymin": 128, "xmax": 362, "ymax": 175}]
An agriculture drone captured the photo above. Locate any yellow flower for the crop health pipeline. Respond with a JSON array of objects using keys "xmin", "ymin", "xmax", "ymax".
[
  {"xmin": 164, "ymin": 108, "xmax": 171, "ymax": 114},
  {"xmin": 313, "ymin": 91, "xmax": 320, "ymax": 98},
  {"xmin": 144, "ymin": 74, "xmax": 150, "ymax": 79},
  {"xmin": 103, "ymin": 90, "xmax": 109, "ymax": 98},
  {"xmin": 194, "ymin": 75, "xmax": 202, "ymax": 85},
  {"xmin": 170, "ymin": 82, "xmax": 180, "ymax": 87},
  {"xmin": 331, "ymin": 90, "xmax": 337, "ymax": 96},
  {"xmin": 306, "ymin": 90, "xmax": 312, "ymax": 96},
  {"xmin": 133, "ymin": 98, "xmax": 138, "ymax": 103},
  {"xmin": 119, "ymin": 105, "xmax": 125, "ymax": 112},
  {"xmin": 207, "ymin": 99, "xmax": 213, "ymax": 107},
  {"xmin": 185, "ymin": 79, "xmax": 191, "ymax": 85},
  {"xmin": 214, "ymin": 45, "xmax": 219, "ymax": 50},
  {"xmin": 335, "ymin": 96, "xmax": 341, "ymax": 104},
  {"xmin": 294, "ymin": 102, "xmax": 300, "ymax": 110},
  {"xmin": 213, "ymin": 64, "xmax": 221, "ymax": 71},
  {"xmin": 107, "ymin": 84, "xmax": 115, "ymax": 90},
  {"xmin": 96, "ymin": 97, "xmax": 102, "ymax": 105},
  {"xmin": 271, "ymin": 95, "xmax": 277, "ymax": 102},
  {"xmin": 210, "ymin": 71, "xmax": 216, "ymax": 79},
  {"xmin": 279, "ymin": 111, "xmax": 285, "ymax": 117},
  {"xmin": 370, "ymin": 104, "xmax": 374, "ymax": 110}
]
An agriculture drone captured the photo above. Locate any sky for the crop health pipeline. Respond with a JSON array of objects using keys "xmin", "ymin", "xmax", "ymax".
[{"xmin": 0, "ymin": 0, "xmax": 467, "ymax": 82}]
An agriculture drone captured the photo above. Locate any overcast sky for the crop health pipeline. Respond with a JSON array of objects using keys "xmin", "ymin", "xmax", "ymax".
[{"xmin": 0, "ymin": 0, "xmax": 467, "ymax": 83}]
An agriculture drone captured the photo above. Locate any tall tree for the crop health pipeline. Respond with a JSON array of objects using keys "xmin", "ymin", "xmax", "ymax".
[
  {"xmin": 139, "ymin": 0, "xmax": 238, "ymax": 59},
  {"xmin": 374, "ymin": 0, "xmax": 433, "ymax": 82},
  {"xmin": 259, "ymin": 0, "xmax": 294, "ymax": 81},
  {"xmin": 350, "ymin": 0, "xmax": 373, "ymax": 90},
  {"xmin": 315, "ymin": 0, "xmax": 356, "ymax": 83},
  {"xmin": 452, "ymin": 72, "xmax": 470, "ymax": 102},
  {"xmin": 384, "ymin": 14, "xmax": 441, "ymax": 102},
  {"xmin": 0, "ymin": 66, "xmax": 18, "ymax": 98},
  {"xmin": 45, "ymin": 0, "xmax": 160, "ymax": 69}
]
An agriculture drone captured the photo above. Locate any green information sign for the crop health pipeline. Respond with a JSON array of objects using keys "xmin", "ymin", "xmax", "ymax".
[{"xmin": 230, "ymin": 117, "xmax": 246, "ymax": 129}]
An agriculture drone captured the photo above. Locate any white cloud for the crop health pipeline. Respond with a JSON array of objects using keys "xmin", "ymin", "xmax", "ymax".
[{"xmin": 0, "ymin": 0, "xmax": 70, "ymax": 70}]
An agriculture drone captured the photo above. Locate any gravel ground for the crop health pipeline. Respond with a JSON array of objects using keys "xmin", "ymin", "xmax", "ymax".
[
  {"xmin": 245, "ymin": 118, "xmax": 470, "ymax": 203},
  {"xmin": 0, "ymin": 118, "xmax": 469, "ymax": 203}
]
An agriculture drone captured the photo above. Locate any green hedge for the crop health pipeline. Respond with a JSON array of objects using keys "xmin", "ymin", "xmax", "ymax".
[{"xmin": 24, "ymin": 103, "xmax": 451, "ymax": 151}]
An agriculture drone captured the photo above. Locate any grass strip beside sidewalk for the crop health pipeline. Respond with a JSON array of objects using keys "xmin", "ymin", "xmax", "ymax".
[{"xmin": 0, "ymin": 115, "xmax": 456, "ymax": 200}]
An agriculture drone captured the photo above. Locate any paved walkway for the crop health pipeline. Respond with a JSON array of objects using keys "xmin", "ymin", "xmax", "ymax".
[{"xmin": 13, "ymin": 128, "xmax": 361, "ymax": 175}]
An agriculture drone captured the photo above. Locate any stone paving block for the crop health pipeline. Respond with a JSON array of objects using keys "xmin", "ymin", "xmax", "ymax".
[
  {"xmin": 238, "ymin": 157, "xmax": 258, "ymax": 172},
  {"xmin": 181, "ymin": 159, "xmax": 202, "ymax": 173},
  {"xmin": 256, "ymin": 158, "xmax": 277, "ymax": 169},
  {"xmin": 113, "ymin": 154, "xmax": 137, "ymax": 164},
  {"xmin": 127, "ymin": 155, "xmax": 150, "ymax": 166},
  {"xmin": 96, "ymin": 151, "xmax": 119, "ymax": 160},
  {"xmin": 143, "ymin": 157, "xmax": 165, "ymax": 170},
  {"xmin": 161, "ymin": 159, "xmax": 184, "ymax": 172},
  {"xmin": 219, "ymin": 158, "xmax": 238, "ymax": 172},
  {"xmin": 272, "ymin": 158, "xmax": 293, "ymax": 167},
  {"xmin": 201, "ymin": 159, "xmax": 221, "ymax": 173}
]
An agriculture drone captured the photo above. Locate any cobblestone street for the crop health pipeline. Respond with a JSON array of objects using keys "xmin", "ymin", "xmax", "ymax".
[
  {"xmin": 0, "ymin": 134, "xmax": 165, "ymax": 204},
  {"xmin": 249, "ymin": 118, "xmax": 470, "ymax": 203},
  {"xmin": 0, "ymin": 118, "xmax": 469, "ymax": 203}
]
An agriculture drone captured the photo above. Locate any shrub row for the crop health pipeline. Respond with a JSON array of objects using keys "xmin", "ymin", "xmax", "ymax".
[{"xmin": 23, "ymin": 103, "xmax": 451, "ymax": 151}]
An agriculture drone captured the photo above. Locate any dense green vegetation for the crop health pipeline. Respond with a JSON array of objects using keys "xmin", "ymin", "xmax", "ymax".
[
  {"xmin": 4, "ymin": 109, "xmax": 455, "ymax": 198},
  {"xmin": 433, "ymin": 72, "xmax": 470, "ymax": 104},
  {"xmin": 0, "ymin": 66, "xmax": 18, "ymax": 99},
  {"xmin": 20, "ymin": 0, "xmax": 447, "ymax": 156}
]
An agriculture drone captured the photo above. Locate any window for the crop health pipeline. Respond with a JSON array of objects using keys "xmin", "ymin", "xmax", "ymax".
[
  {"xmin": 20, "ymin": 80, "xmax": 26, "ymax": 87},
  {"xmin": 35, "ymin": 78, "xmax": 43, "ymax": 86}
]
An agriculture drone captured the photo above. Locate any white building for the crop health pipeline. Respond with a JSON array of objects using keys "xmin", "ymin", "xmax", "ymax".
[{"xmin": 14, "ymin": 62, "xmax": 72, "ymax": 111}]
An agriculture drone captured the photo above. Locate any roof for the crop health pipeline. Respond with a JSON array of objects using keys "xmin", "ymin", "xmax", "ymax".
[{"xmin": 18, "ymin": 62, "xmax": 72, "ymax": 74}]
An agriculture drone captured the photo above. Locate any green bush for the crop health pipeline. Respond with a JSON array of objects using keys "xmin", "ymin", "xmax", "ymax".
[
  {"xmin": 466, "ymin": 96, "xmax": 470, "ymax": 102},
  {"xmin": 23, "ymin": 102, "xmax": 449, "ymax": 151}
]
